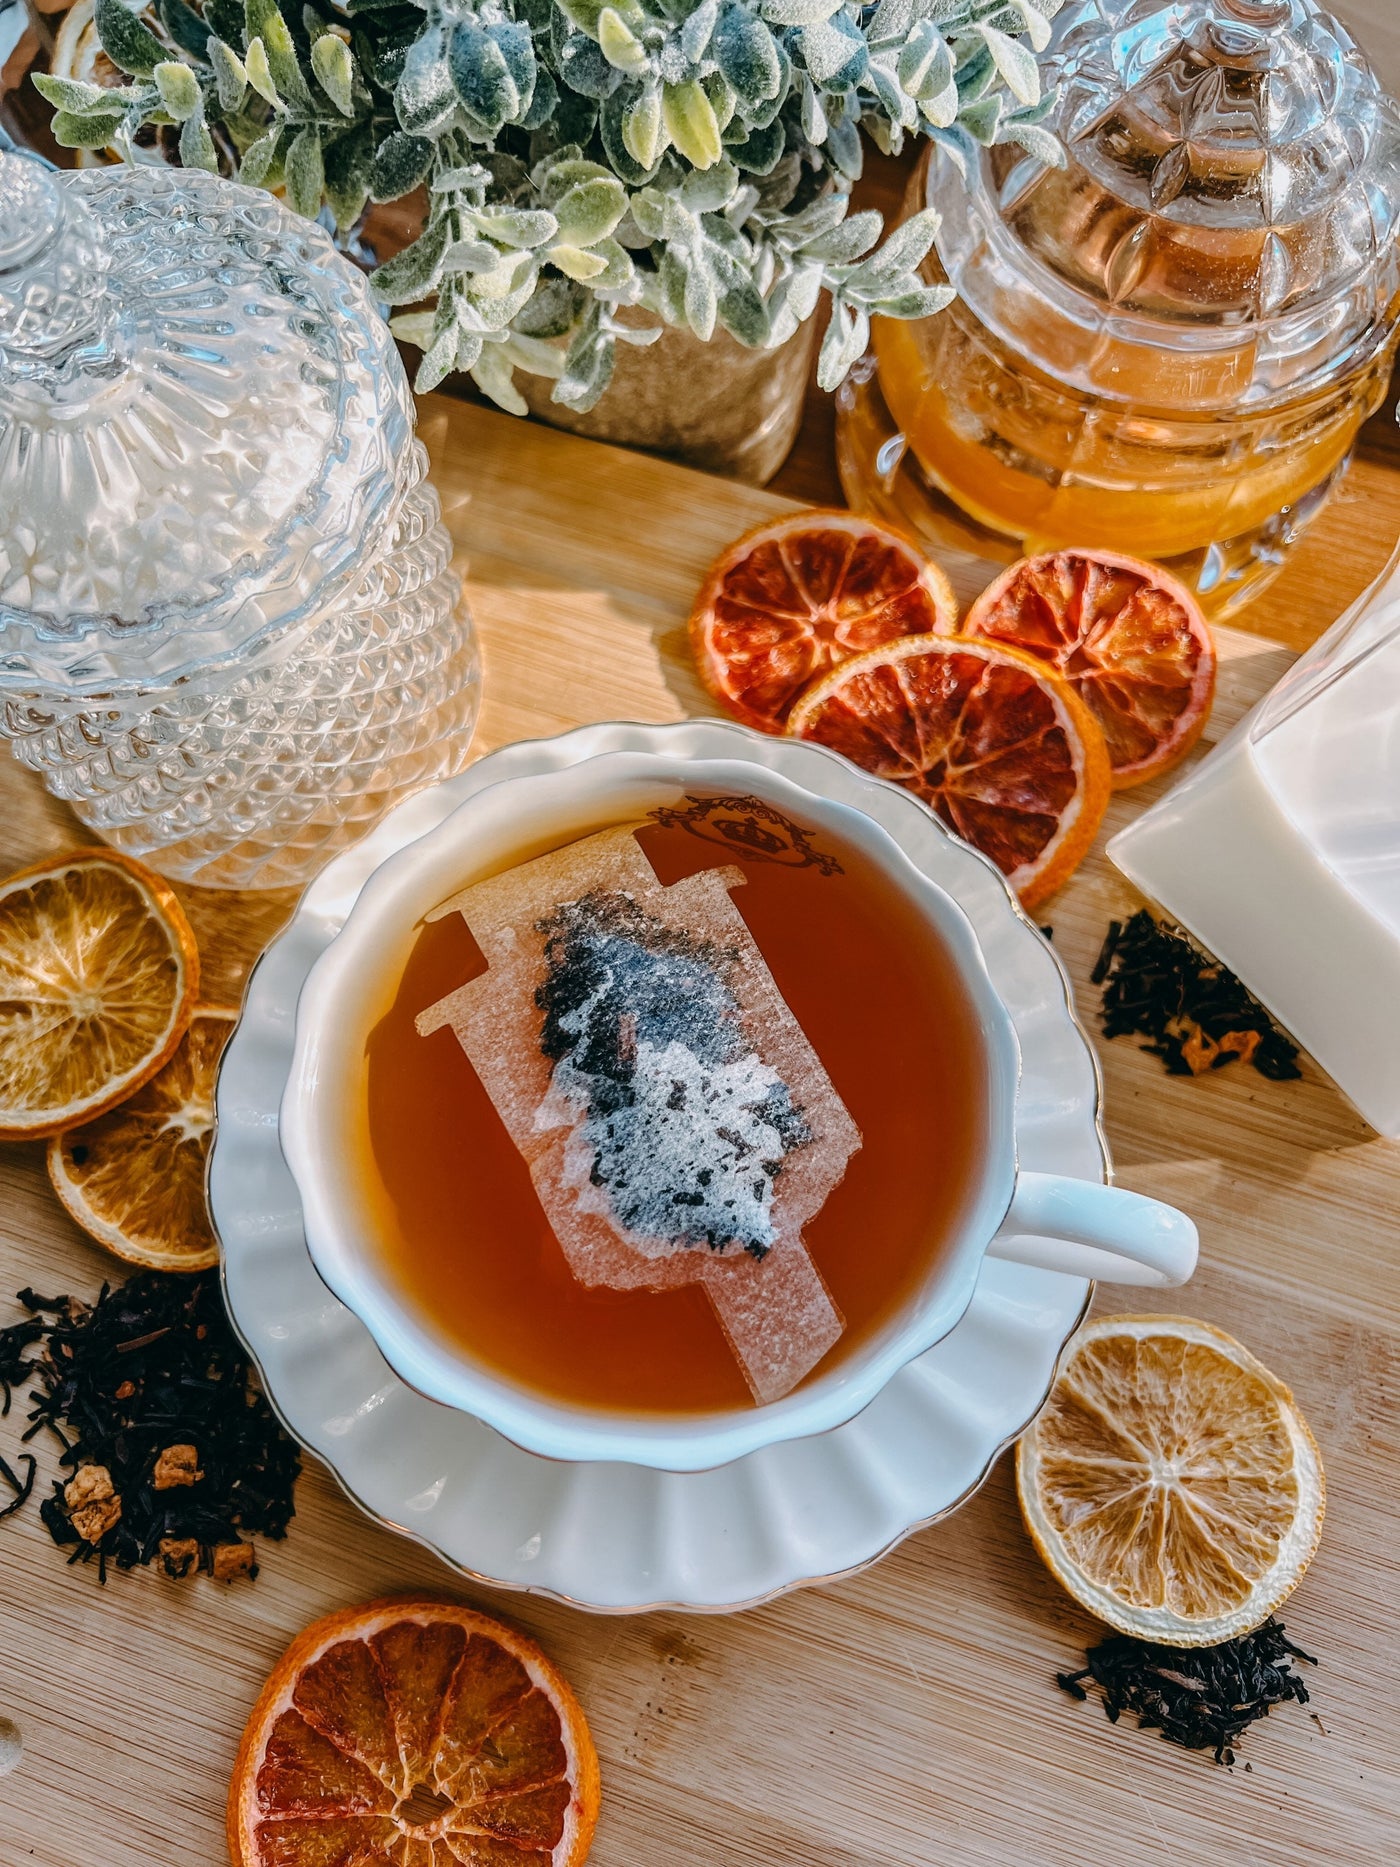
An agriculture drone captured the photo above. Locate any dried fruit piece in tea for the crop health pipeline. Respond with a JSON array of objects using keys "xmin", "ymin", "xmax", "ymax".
[
  {"xmin": 1093, "ymin": 911, "xmax": 1301, "ymax": 1080},
  {"xmin": 0, "ymin": 1271, "xmax": 299, "ymax": 1582},
  {"xmin": 1056, "ymin": 1618, "xmax": 1317, "ymax": 1766}
]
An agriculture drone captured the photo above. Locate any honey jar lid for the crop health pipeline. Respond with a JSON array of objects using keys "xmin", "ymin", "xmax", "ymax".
[{"xmin": 928, "ymin": 0, "xmax": 1400, "ymax": 405}]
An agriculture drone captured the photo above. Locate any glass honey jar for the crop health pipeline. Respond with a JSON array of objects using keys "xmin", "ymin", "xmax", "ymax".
[{"xmin": 838, "ymin": 0, "xmax": 1400, "ymax": 617}]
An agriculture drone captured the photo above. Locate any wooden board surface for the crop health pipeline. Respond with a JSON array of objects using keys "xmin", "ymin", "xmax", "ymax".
[{"xmin": 1, "ymin": 397, "xmax": 1398, "ymax": 1867}]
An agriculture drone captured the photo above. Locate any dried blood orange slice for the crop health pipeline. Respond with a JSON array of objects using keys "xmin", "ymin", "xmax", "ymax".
[
  {"xmin": 959, "ymin": 550, "xmax": 1216, "ymax": 787},
  {"xmin": 787, "ymin": 634, "xmax": 1111, "ymax": 909},
  {"xmin": 0, "ymin": 849, "xmax": 198, "ymax": 1140},
  {"xmin": 48, "ymin": 1007, "xmax": 237, "ymax": 1272},
  {"xmin": 229, "ymin": 1597, "xmax": 600, "ymax": 1867},
  {"xmin": 691, "ymin": 510, "xmax": 957, "ymax": 734}
]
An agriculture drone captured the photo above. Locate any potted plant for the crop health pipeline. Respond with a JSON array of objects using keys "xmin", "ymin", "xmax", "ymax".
[{"xmin": 32, "ymin": 0, "xmax": 1062, "ymax": 479}]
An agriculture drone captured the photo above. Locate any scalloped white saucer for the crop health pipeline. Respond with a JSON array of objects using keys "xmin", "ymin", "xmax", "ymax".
[{"xmin": 211, "ymin": 721, "xmax": 1103, "ymax": 1613}]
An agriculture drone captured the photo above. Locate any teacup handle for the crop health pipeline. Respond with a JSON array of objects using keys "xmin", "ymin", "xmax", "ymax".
[{"xmin": 986, "ymin": 1173, "xmax": 1198, "ymax": 1286}]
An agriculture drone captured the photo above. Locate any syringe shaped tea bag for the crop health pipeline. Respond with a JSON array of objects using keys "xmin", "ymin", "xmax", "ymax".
[{"xmin": 417, "ymin": 827, "xmax": 862, "ymax": 1402}]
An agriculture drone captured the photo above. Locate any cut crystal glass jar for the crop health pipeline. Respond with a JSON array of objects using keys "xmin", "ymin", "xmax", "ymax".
[
  {"xmin": 0, "ymin": 152, "xmax": 480, "ymax": 888},
  {"xmin": 837, "ymin": 0, "xmax": 1400, "ymax": 617}
]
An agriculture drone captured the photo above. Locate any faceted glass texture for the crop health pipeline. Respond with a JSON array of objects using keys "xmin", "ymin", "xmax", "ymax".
[
  {"xmin": 838, "ymin": 0, "xmax": 1400, "ymax": 617},
  {"xmin": 0, "ymin": 156, "xmax": 480, "ymax": 886}
]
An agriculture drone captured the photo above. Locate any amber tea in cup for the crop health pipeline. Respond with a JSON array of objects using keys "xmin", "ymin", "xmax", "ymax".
[{"xmin": 357, "ymin": 795, "xmax": 989, "ymax": 1416}]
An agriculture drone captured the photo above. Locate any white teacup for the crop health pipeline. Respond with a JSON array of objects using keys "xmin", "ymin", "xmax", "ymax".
[{"xmin": 282, "ymin": 739, "xmax": 1197, "ymax": 1471}]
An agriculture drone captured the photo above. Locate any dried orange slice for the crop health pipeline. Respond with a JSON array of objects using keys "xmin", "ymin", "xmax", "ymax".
[
  {"xmin": 0, "ymin": 849, "xmax": 198, "ymax": 1141},
  {"xmin": 1018, "ymin": 1316, "xmax": 1325, "ymax": 1646},
  {"xmin": 229, "ymin": 1597, "xmax": 600, "ymax": 1867},
  {"xmin": 690, "ymin": 510, "xmax": 957, "ymax": 734},
  {"xmin": 48, "ymin": 1007, "xmax": 237, "ymax": 1272},
  {"xmin": 787, "ymin": 633, "xmax": 1111, "ymax": 909},
  {"xmin": 960, "ymin": 550, "xmax": 1216, "ymax": 787}
]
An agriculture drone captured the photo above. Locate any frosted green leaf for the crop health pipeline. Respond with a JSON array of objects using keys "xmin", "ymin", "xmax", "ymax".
[
  {"xmin": 465, "ymin": 248, "xmax": 536, "ymax": 305},
  {"xmin": 920, "ymin": 74, "xmax": 959, "ymax": 127},
  {"xmin": 799, "ymin": 73, "xmax": 826, "ymax": 142},
  {"xmin": 389, "ymin": 310, "xmax": 437, "ymax": 348},
  {"xmin": 760, "ymin": 0, "xmax": 841, "ymax": 24},
  {"xmin": 153, "ymin": 60, "xmax": 200, "ymax": 121},
  {"xmin": 847, "ymin": 207, "xmax": 938, "ymax": 284},
  {"xmin": 324, "ymin": 120, "xmax": 373, "ymax": 230},
  {"xmin": 703, "ymin": 69, "xmax": 737, "ymax": 133},
  {"xmin": 681, "ymin": 0, "xmax": 719, "ymax": 65},
  {"xmin": 663, "ymin": 79, "xmax": 721, "ymax": 168},
  {"xmin": 628, "ymin": 187, "xmax": 669, "ymax": 241},
  {"xmin": 442, "ymin": 237, "xmax": 506, "ymax": 272},
  {"xmin": 490, "ymin": 21, "xmax": 537, "ymax": 120},
  {"xmin": 93, "ymin": 0, "xmax": 165, "ymax": 77},
  {"xmin": 238, "ymin": 121, "xmax": 282, "ymax": 186},
  {"xmin": 208, "ymin": 37, "xmax": 248, "ymax": 113},
  {"xmin": 554, "ymin": 312, "xmax": 615, "ymax": 411},
  {"xmin": 32, "ymin": 73, "xmax": 129, "ymax": 114},
  {"xmin": 683, "ymin": 253, "xmax": 718, "ymax": 340},
  {"xmin": 897, "ymin": 21, "xmax": 951, "ymax": 99},
  {"xmin": 449, "ymin": 18, "xmax": 519, "ymax": 134},
  {"xmin": 369, "ymin": 131, "xmax": 434, "ymax": 202},
  {"xmin": 370, "ymin": 217, "xmax": 451, "ymax": 304},
  {"xmin": 551, "ymin": 175, "xmax": 627, "ymax": 246},
  {"xmin": 468, "ymin": 206, "xmax": 559, "ymax": 248},
  {"xmin": 244, "ymin": 38, "xmax": 278, "ymax": 106},
  {"xmin": 713, "ymin": 6, "xmax": 782, "ymax": 106},
  {"xmin": 1002, "ymin": 116, "xmax": 1063, "ymax": 167},
  {"xmin": 433, "ymin": 164, "xmax": 491, "ymax": 195},
  {"xmin": 679, "ymin": 160, "xmax": 738, "ymax": 215},
  {"xmin": 413, "ymin": 323, "xmax": 460, "ymax": 394},
  {"xmin": 472, "ymin": 341, "xmax": 529, "ymax": 416},
  {"xmin": 817, "ymin": 297, "xmax": 868, "ymax": 389},
  {"xmin": 622, "ymin": 83, "xmax": 666, "ymax": 170},
  {"xmin": 178, "ymin": 104, "xmax": 219, "ymax": 172},
  {"xmin": 284, "ymin": 124, "xmax": 324, "ymax": 217},
  {"xmin": 960, "ymin": 92, "xmax": 1003, "ymax": 142},
  {"xmin": 865, "ymin": 284, "xmax": 952, "ymax": 318},
  {"xmin": 799, "ymin": 208, "xmax": 880, "ymax": 263},
  {"xmin": 598, "ymin": 7, "xmax": 648, "ymax": 75},
  {"xmin": 245, "ymin": 0, "xmax": 310, "ymax": 107},
  {"xmin": 396, "ymin": 25, "xmax": 456, "ymax": 135},
  {"xmin": 311, "ymin": 33, "xmax": 356, "ymax": 116},
  {"xmin": 865, "ymin": 0, "xmax": 920, "ymax": 42},
  {"xmin": 549, "ymin": 242, "xmax": 610, "ymax": 281},
  {"xmin": 979, "ymin": 24, "xmax": 1038, "ymax": 106},
  {"xmin": 1002, "ymin": 0, "xmax": 1052, "ymax": 53},
  {"xmin": 717, "ymin": 277, "xmax": 770, "ymax": 346},
  {"xmin": 50, "ymin": 108, "xmax": 124, "ymax": 148},
  {"xmin": 587, "ymin": 237, "xmax": 635, "ymax": 290},
  {"xmin": 801, "ymin": 17, "xmax": 865, "ymax": 88},
  {"xmin": 503, "ymin": 333, "xmax": 568, "ymax": 380},
  {"xmin": 535, "ymin": 155, "xmax": 616, "ymax": 205}
]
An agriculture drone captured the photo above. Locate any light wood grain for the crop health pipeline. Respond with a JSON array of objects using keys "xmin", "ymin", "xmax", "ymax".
[{"xmin": 1, "ymin": 398, "xmax": 1398, "ymax": 1867}]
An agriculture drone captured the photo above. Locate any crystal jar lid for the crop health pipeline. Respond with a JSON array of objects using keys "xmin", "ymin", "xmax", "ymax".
[
  {"xmin": 926, "ymin": 0, "xmax": 1400, "ymax": 407},
  {"xmin": 0, "ymin": 155, "xmax": 413, "ymax": 696}
]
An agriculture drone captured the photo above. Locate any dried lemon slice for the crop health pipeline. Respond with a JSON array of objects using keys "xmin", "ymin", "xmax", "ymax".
[
  {"xmin": 0, "ymin": 850, "xmax": 198, "ymax": 1140},
  {"xmin": 48, "ymin": 1007, "xmax": 236, "ymax": 1272},
  {"xmin": 1017, "ymin": 1315, "xmax": 1324, "ymax": 1646}
]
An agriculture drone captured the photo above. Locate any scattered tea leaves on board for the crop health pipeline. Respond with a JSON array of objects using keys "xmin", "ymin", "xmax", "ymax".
[
  {"xmin": 1056, "ymin": 1619, "xmax": 1318, "ymax": 1767},
  {"xmin": 0, "ymin": 1271, "xmax": 299, "ymax": 1582},
  {"xmin": 1094, "ymin": 910, "xmax": 1301, "ymax": 1080}
]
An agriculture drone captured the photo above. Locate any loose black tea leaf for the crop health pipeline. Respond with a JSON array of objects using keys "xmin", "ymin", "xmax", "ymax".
[
  {"xmin": 1094, "ymin": 911, "xmax": 1302, "ymax": 1081},
  {"xmin": 1057, "ymin": 1619, "xmax": 1318, "ymax": 1765},
  {"xmin": 0, "ymin": 1271, "xmax": 299, "ymax": 1582}
]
